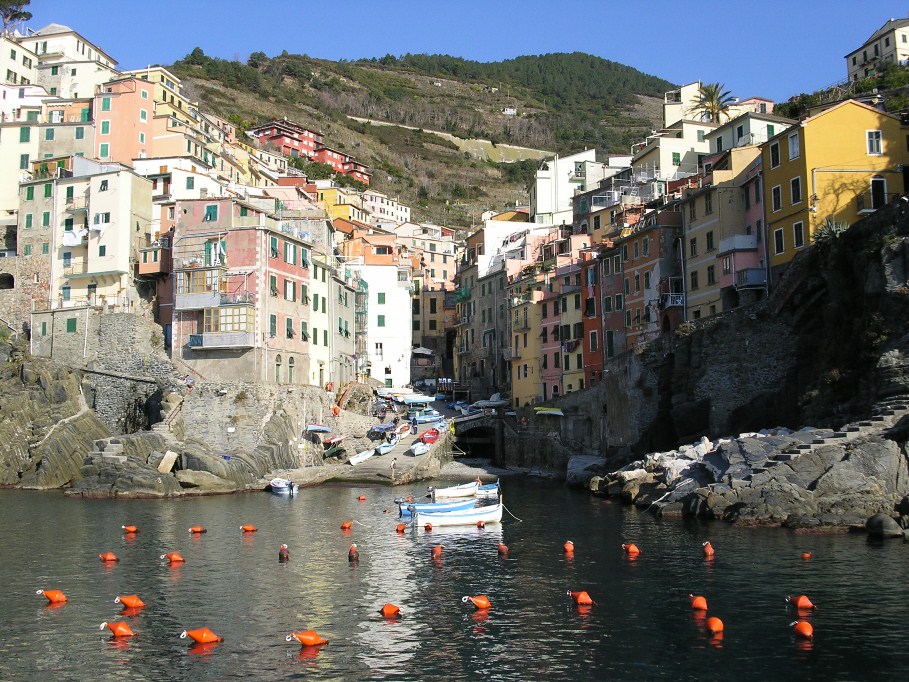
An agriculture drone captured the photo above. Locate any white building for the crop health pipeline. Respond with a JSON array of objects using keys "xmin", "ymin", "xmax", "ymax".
[
  {"xmin": 529, "ymin": 149, "xmax": 626, "ymax": 225},
  {"xmin": 22, "ymin": 23, "xmax": 119, "ymax": 100},
  {"xmin": 362, "ymin": 189, "xmax": 410, "ymax": 228},
  {"xmin": 346, "ymin": 261, "xmax": 413, "ymax": 388},
  {"xmin": 845, "ymin": 17, "xmax": 909, "ymax": 82},
  {"xmin": 630, "ymin": 119, "xmax": 715, "ymax": 182}
]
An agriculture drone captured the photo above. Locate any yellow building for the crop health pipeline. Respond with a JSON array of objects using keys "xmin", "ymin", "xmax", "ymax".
[
  {"xmin": 762, "ymin": 100, "xmax": 906, "ymax": 283},
  {"xmin": 317, "ymin": 186, "xmax": 369, "ymax": 223},
  {"xmin": 508, "ymin": 289, "xmax": 543, "ymax": 407}
]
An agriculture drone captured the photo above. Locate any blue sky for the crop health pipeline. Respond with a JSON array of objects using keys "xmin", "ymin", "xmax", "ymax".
[{"xmin": 20, "ymin": 0, "xmax": 909, "ymax": 102}]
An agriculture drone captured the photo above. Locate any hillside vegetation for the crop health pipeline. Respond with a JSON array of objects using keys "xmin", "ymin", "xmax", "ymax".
[{"xmin": 171, "ymin": 49, "xmax": 673, "ymax": 227}]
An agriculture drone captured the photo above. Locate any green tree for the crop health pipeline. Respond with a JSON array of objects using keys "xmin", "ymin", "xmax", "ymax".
[
  {"xmin": 247, "ymin": 51, "xmax": 268, "ymax": 69},
  {"xmin": 1, "ymin": 0, "xmax": 31, "ymax": 33},
  {"xmin": 691, "ymin": 82, "xmax": 736, "ymax": 123}
]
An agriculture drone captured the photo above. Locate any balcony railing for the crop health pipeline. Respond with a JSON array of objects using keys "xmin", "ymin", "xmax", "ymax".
[
  {"xmin": 63, "ymin": 261, "xmax": 89, "ymax": 275},
  {"xmin": 64, "ymin": 197, "xmax": 87, "ymax": 212},
  {"xmin": 735, "ymin": 268, "xmax": 767, "ymax": 289},
  {"xmin": 661, "ymin": 293, "xmax": 684, "ymax": 308},
  {"xmin": 455, "ymin": 315, "xmax": 471, "ymax": 326},
  {"xmin": 718, "ymin": 234, "xmax": 758, "ymax": 255},
  {"xmin": 857, "ymin": 192, "xmax": 898, "ymax": 213},
  {"xmin": 188, "ymin": 331, "xmax": 255, "ymax": 349},
  {"xmin": 503, "ymin": 348, "xmax": 520, "ymax": 360}
]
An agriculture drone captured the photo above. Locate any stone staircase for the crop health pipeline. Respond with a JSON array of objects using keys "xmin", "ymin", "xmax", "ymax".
[{"xmin": 741, "ymin": 397, "xmax": 909, "ymax": 481}]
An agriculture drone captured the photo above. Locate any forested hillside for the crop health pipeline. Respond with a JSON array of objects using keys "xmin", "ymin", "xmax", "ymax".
[{"xmin": 170, "ymin": 49, "xmax": 674, "ymax": 226}]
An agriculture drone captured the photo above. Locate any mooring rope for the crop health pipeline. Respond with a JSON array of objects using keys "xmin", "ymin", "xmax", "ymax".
[{"xmin": 502, "ymin": 502, "xmax": 523, "ymax": 522}]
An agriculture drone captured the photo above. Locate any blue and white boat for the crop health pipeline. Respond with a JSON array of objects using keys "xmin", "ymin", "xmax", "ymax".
[
  {"xmin": 269, "ymin": 477, "xmax": 298, "ymax": 495},
  {"xmin": 414, "ymin": 409, "xmax": 444, "ymax": 424},
  {"xmin": 305, "ymin": 424, "xmax": 332, "ymax": 433},
  {"xmin": 428, "ymin": 481, "xmax": 479, "ymax": 499},
  {"xmin": 409, "ymin": 441, "xmax": 431, "ymax": 456},
  {"xmin": 398, "ymin": 497, "xmax": 476, "ymax": 517},
  {"xmin": 375, "ymin": 433, "xmax": 399, "ymax": 455},
  {"xmin": 414, "ymin": 501, "xmax": 503, "ymax": 527},
  {"xmin": 476, "ymin": 479, "xmax": 500, "ymax": 499}
]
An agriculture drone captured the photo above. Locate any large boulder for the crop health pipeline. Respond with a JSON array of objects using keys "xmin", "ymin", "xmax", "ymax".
[{"xmin": 865, "ymin": 512, "xmax": 905, "ymax": 538}]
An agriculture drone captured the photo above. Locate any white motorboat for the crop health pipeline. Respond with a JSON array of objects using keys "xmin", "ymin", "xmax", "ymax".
[
  {"xmin": 428, "ymin": 481, "xmax": 479, "ymax": 499},
  {"xmin": 269, "ymin": 478, "xmax": 298, "ymax": 495},
  {"xmin": 414, "ymin": 501, "xmax": 503, "ymax": 527}
]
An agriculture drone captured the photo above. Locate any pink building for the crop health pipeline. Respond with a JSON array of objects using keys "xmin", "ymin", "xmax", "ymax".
[
  {"xmin": 93, "ymin": 77, "xmax": 154, "ymax": 164},
  {"xmin": 171, "ymin": 198, "xmax": 315, "ymax": 384},
  {"xmin": 313, "ymin": 146, "xmax": 371, "ymax": 186},
  {"xmin": 719, "ymin": 156, "xmax": 768, "ymax": 303},
  {"xmin": 247, "ymin": 119, "xmax": 323, "ymax": 158}
]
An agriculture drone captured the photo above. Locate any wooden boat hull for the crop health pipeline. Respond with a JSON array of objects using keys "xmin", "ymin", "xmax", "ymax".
[
  {"xmin": 415, "ymin": 502, "xmax": 503, "ymax": 527},
  {"xmin": 409, "ymin": 442, "xmax": 431, "ymax": 456},
  {"xmin": 429, "ymin": 481, "xmax": 479, "ymax": 499},
  {"xmin": 476, "ymin": 483, "xmax": 500, "ymax": 499}
]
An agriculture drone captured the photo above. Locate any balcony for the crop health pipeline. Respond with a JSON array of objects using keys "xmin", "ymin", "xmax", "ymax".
[
  {"xmin": 718, "ymin": 234, "xmax": 758, "ymax": 255},
  {"xmin": 503, "ymin": 348, "xmax": 520, "ymax": 361},
  {"xmin": 64, "ymin": 197, "xmax": 87, "ymax": 212},
  {"xmin": 661, "ymin": 293, "xmax": 684, "ymax": 308},
  {"xmin": 735, "ymin": 268, "xmax": 767, "ymax": 290},
  {"xmin": 188, "ymin": 331, "xmax": 255, "ymax": 350},
  {"xmin": 857, "ymin": 192, "xmax": 897, "ymax": 213},
  {"xmin": 456, "ymin": 345, "xmax": 471, "ymax": 355},
  {"xmin": 62, "ymin": 260, "xmax": 89, "ymax": 276},
  {"xmin": 455, "ymin": 315, "xmax": 471, "ymax": 327},
  {"xmin": 174, "ymin": 254, "xmax": 227, "ymax": 270},
  {"xmin": 175, "ymin": 271, "xmax": 227, "ymax": 310}
]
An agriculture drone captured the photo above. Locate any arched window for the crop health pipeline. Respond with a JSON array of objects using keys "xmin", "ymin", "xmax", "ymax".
[
  {"xmin": 274, "ymin": 354, "xmax": 282, "ymax": 383},
  {"xmin": 288, "ymin": 357, "xmax": 295, "ymax": 384}
]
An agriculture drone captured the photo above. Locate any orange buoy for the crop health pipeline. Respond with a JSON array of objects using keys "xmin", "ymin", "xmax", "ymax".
[
  {"xmin": 379, "ymin": 603, "xmax": 401, "ymax": 618},
  {"xmin": 286, "ymin": 630, "xmax": 328, "ymax": 647},
  {"xmin": 563, "ymin": 540, "xmax": 575, "ymax": 553},
  {"xmin": 497, "ymin": 543, "xmax": 508, "ymax": 556},
  {"xmin": 340, "ymin": 521, "xmax": 353, "ymax": 530},
  {"xmin": 431, "ymin": 545, "xmax": 443, "ymax": 559},
  {"xmin": 791, "ymin": 620, "xmax": 814, "ymax": 639},
  {"xmin": 161, "ymin": 552, "xmax": 185, "ymax": 564},
  {"xmin": 357, "ymin": 495, "xmax": 366, "ymax": 502},
  {"xmin": 36, "ymin": 589, "xmax": 67, "ymax": 604},
  {"xmin": 279, "ymin": 544, "xmax": 290, "ymax": 562},
  {"xmin": 462, "ymin": 595, "xmax": 491, "ymax": 610},
  {"xmin": 689, "ymin": 594, "xmax": 708, "ymax": 611},
  {"xmin": 406, "ymin": 496, "xmax": 414, "ymax": 503},
  {"xmin": 188, "ymin": 525, "xmax": 206, "ymax": 534},
  {"xmin": 99, "ymin": 552, "xmax": 119, "ymax": 562},
  {"xmin": 331, "ymin": 406, "xmax": 340, "ymax": 417},
  {"xmin": 476, "ymin": 520, "xmax": 485, "ymax": 529},
  {"xmin": 241, "ymin": 524, "xmax": 257, "ymax": 533},
  {"xmin": 121, "ymin": 525, "xmax": 138, "ymax": 534},
  {"xmin": 348, "ymin": 544, "xmax": 360, "ymax": 562},
  {"xmin": 101, "ymin": 621, "xmax": 136, "ymax": 637},
  {"xmin": 801, "ymin": 552, "xmax": 813, "ymax": 560},
  {"xmin": 786, "ymin": 595, "xmax": 816, "ymax": 610},
  {"xmin": 706, "ymin": 616, "xmax": 724, "ymax": 635},
  {"xmin": 703, "ymin": 541, "xmax": 715, "ymax": 558},
  {"xmin": 115, "ymin": 595, "xmax": 145, "ymax": 609},
  {"xmin": 568, "ymin": 590, "xmax": 594, "ymax": 606},
  {"xmin": 424, "ymin": 523, "xmax": 433, "ymax": 531},
  {"xmin": 395, "ymin": 523, "xmax": 407, "ymax": 533},
  {"xmin": 622, "ymin": 543, "xmax": 640, "ymax": 555},
  {"xmin": 181, "ymin": 627, "xmax": 223, "ymax": 644}
]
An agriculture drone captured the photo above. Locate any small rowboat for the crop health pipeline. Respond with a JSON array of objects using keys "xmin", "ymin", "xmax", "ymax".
[
  {"xmin": 270, "ymin": 478, "xmax": 298, "ymax": 495},
  {"xmin": 428, "ymin": 481, "xmax": 479, "ymax": 499},
  {"xmin": 414, "ymin": 501, "xmax": 503, "ymax": 527},
  {"xmin": 398, "ymin": 497, "xmax": 476, "ymax": 517},
  {"xmin": 409, "ymin": 442, "xmax": 431, "ymax": 456},
  {"xmin": 349, "ymin": 449, "xmax": 375, "ymax": 466},
  {"xmin": 476, "ymin": 480, "xmax": 500, "ymax": 499},
  {"xmin": 418, "ymin": 428, "xmax": 440, "ymax": 444},
  {"xmin": 324, "ymin": 435, "xmax": 347, "ymax": 445},
  {"xmin": 306, "ymin": 424, "xmax": 332, "ymax": 433},
  {"xmin": 375, "ymin": 434, "xmax": 399, "ymax": 455}
]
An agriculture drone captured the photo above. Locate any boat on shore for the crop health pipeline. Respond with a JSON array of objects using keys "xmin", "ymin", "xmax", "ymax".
[
  {"xmin": 428, "ymin": 481, "xmax": 479, "ymax": 499},
  {"xmin": 269, "ymin": 478, "xmax": 298, "ymax": 495},
  {"xmin": 375, "ymin": 434, "xmax": 399, "ymax": 455},
  {"xmin": 398, "ymin": 497, "xmax": 476, "ymax": 517},
  {"xmin": 349, "ymin": 449, "xmax": 375, "ymax": 466},
  {"xmin": 409, "ymin": 442, "xmax": 431, "ymax": 456},
  {"xmin": 414, "ymin": 501, "xmax": 503, "ymax": 527},
  {"xmin": 418, "ymin": 428, "xmax": 440, "ymax": 444}
]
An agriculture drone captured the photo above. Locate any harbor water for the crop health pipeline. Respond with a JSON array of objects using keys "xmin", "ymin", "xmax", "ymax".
[{"xmin": 1, "ymin": 476, "xmax": 908, "ymax": 680}]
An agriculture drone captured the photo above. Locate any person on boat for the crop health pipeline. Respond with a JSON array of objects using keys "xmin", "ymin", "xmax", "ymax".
[{"xmin": 392, "ymin": 416, "xmax": 400, "ymax": 427}]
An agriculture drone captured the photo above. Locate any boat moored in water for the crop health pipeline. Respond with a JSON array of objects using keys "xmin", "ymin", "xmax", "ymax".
[
  {"xmin": 398, "ymin": 497, "xmax": 476, "ymax": 517},
  {"xmin": 428, "ymin": 481, "xmax": 480, "ymax": 499},
  {"xmin": 269, "ymin": 478, "xmax": 298, "ymax": 495},
  {"xmin": 414, "ymin": 501, "xmax": 503, "ymax": 527}
]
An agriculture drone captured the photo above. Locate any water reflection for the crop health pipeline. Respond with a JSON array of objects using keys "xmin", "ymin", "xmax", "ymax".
[{"xmin": 1, "ymin": 480, "xmax": 909, "ymax": 680}]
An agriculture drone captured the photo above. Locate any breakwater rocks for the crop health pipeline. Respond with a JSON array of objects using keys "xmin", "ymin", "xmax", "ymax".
[{"xmin": 588, "ymin": 401, "xmax": 909, "ymax": 530}]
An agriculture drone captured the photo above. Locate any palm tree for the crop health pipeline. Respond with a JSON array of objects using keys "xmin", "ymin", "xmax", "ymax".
[{"xmin": 691, "ymin": 83, "xmax": 736, "ymax": 124}]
